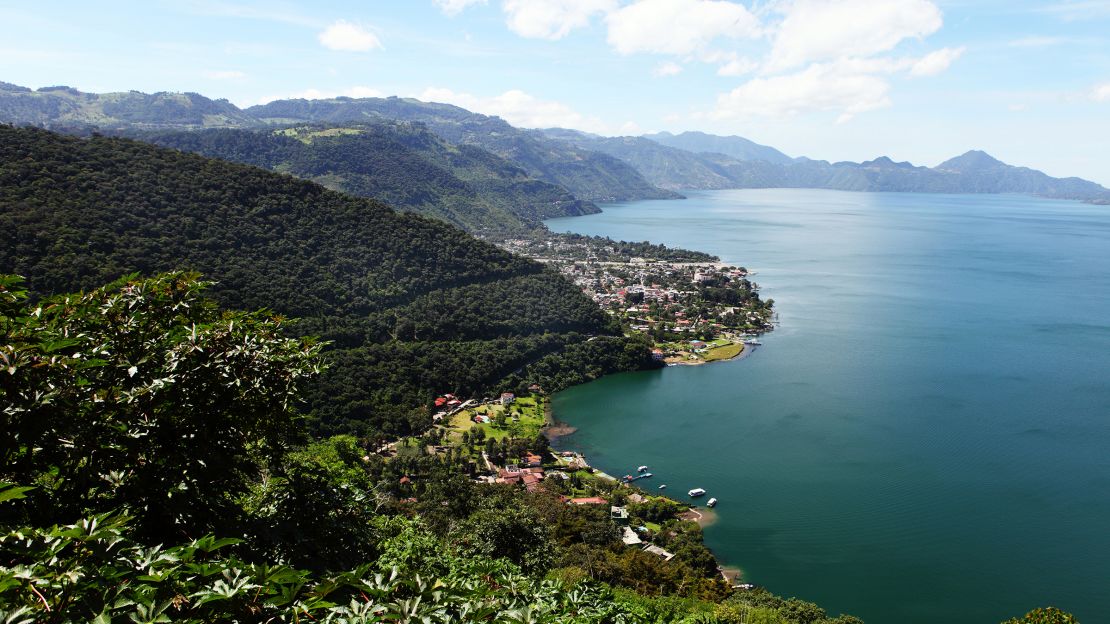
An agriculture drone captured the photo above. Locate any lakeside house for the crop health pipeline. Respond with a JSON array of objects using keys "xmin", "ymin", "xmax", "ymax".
[
  {"xmin": 611, "ymin": 506, "xmax": 629, "ymax": 524},
  {"xmin": 621, "ymin": 526, "xmax": 643, "ymax": 546},
  {"xmin": 643, "ymin": 544, "xmax": 676, "ymax": 562},
  {"xmin": 568, "ymin": 496, "xmax": 607, "ymax": 506},
  {"xmin": 500, "ymin": 392, "xmax": 515, "ymax": 405}
]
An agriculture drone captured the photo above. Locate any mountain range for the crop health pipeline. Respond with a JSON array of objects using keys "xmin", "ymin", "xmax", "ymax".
[
  {"xmin": 2, "ymin": 80, "xmax": 1107, "ymax": 208},
  {"xmin": 0, "ymin": 82, "xmax": 674, "ymax": 204},
  {"xmin": 544, "ymin": 129, "xmax": 1110, "ymax": 205}
]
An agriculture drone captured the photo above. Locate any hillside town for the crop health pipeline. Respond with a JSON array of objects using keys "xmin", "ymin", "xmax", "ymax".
[
  {"xmin": 378, "ymin": 389, "xmax": 747, "ymax": 587},
  {"xmin": 498, "ymin": 234, "xmax": 775, "ymax": 364}
]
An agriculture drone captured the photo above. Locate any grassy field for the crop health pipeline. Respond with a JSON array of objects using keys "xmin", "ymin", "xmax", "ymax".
[
  {"xmin": 703, "ymin": 342, "xmax": 744, "ymax": 362},
  {"xmin": 445, "ymin": 396, "xmax": 546, "ymax": 442}
]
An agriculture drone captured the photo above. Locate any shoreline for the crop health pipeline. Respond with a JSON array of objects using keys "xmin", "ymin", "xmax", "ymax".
[
  {"xmin": 540, "ymin": 207, "xmax": 771, "ymax": 593},
  {"xmin": 543, "ymin": 400, "xmax": 577, "ymax": 441},
  {"xmin": 665, "ymin": 341, "xmax": 756, "ymax": 367}
]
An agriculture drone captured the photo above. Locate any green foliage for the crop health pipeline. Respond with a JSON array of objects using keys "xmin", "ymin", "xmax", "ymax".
[
  {"xmin": 246, "ymin": 96, "xmax": 679, "ymax": 202},
  {"xmin": 242, "ymin": 436, "xmax": 384, "ymax": 571},
  {"xmin": 504, "ymin": 334, "xmax": 660, "ymax": 395},
  {"xmin": 0, "ymin": 511, "xmax": 634, "ymax": 623},
  {"xmin": 450, "ymin": 501, "xmax": 555, "ymax": 575},
  {"xmin": 143, "ymin": 123, "xmax": 600, "ymax": 233},
  {"xmin": 1002, "ymin": 607, "xmax": 1079, "ymax": 624},
  {"xmin": 0, "ymin": 272, "xmax": 322, "ymax": 541}
]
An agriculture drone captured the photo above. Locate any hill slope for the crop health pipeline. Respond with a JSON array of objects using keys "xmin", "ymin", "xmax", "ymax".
[
  {"xmin": 141, "ymin": 123, "xmax": 599, "ymax": 233},
  {"xmin": 0, "ymin": 126, "xmax": 655, "ymax": 435},
  {"xmin": 246, "ymin": 96, "xmax": 680, "ymax": 202},
  {"xmin": 0, "ymin": 81, "xmax": 255, "ymax": 129},
  {"xmin": 540, "ymin": 129, "xmax": 735, "ymax": 190},
  {"xmin": 644, "ymin": 130, "xmax": 795, "ymax": 164}
]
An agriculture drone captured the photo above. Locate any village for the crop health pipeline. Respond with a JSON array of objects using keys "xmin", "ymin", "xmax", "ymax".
[
  {"xmin": 499, "ymin": 235, "xmax": 775, "ymax": 365},
  {"xmin": 363, "ymin": 233, "xmax": 772, "ymax": 586},
  {"xmin": 378, "ymin": 388, "xmax": 748, "ymax": 587}
]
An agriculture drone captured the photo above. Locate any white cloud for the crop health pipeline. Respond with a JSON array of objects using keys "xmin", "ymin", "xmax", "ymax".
[
  {"xmin": 203, "ymin": 70, "xmax": 246, "ymax": 80},
  {"xmin": 606, "ymin": 0, "xmax": 759, "ymax": 56},
  {"xmin": 709, "ymin": 46, "xmax": 961, "ymax": 123},
  {"xmin": 619, "ymin": 120, "xmax": 643, "ymax": 134},
  {"xmin": 712, "ymin": 61, "xmax": 892, "ymax": 123},
  {"xmin": 434, "ymin": 0, "xmax": 487, "ymax": 16},
  {"xmin": 716, "ymin": 56, "xmax": 758, "ymax": 77},
  {"xmin": 502, "ymin": 0, "xmax": 616, "ymax": 40},
  {"xmin": 254, "ymin": 86, "xmax": 384, "ymax": 106},
  {"xmin": 419, "ymin": 87, "xmax": 612, "ymax": 132},
  {"xmin": 318, "ymin": 20, "xmax": 383, "ymax": 52},
  {"xmin": 1093, "ymin": 83, "xmax": 1110, "ymax": 102},
  {"xmin": 766, "ymin": 0, "xmax": 943, "ymax": 72},
  {"xmin": 909, "ymin": 46, "xmax": 964, "ymax": 76},
  {"xmin": 654, "ymin": 61, "xmax": 684, "ymax": 77}
]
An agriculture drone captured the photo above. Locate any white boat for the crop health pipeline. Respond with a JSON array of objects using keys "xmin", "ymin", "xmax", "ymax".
[
  {"xmin": 688, "ymin": 488, "xmax": 706, "ymax": 497},
  {"xmin": 642, "ymin": 472, "xmax": 652, "ymax": 478},
  {"xmin": 659, "ymin": 484, "xmax": 667, "ymax": 490},
  {"xmin": 637, "ymin": 465, "xmax": 649, "ymax": 472},
  {"xmin": 707, "ymin": 498, "xmax": 718, "ymax": 508}
]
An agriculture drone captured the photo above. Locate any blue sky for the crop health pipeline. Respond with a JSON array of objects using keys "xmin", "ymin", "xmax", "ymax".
[{"xmin": 2, "ymin": 0, "xmax": 1108, "ymax": 185}]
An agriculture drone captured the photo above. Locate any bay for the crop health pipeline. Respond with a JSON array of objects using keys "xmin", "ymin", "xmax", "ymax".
[{"xmin": 545, "ymin": 189, "xmax": 1110, "ymax": 624}]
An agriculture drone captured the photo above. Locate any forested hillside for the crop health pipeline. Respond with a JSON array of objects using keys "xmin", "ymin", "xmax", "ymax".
[
  {"xmin": 246, "ymin": 96, "xmax": 681, "ymax": 202},
  {"xmin": 0, "ymin": 125, "xmax": 655, "ymax": 437},
  {"xmin": 140, "ymin": 123, "xmax": 599, "ymax": 233}
]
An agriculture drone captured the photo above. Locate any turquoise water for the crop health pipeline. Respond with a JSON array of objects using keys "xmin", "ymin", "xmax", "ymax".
[{"xmin": 545, "ymin": 189, "xmax": 1110, "ymax": 624}]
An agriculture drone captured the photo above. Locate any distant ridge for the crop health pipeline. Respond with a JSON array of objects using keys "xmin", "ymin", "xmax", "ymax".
[
  {"xmin": 936, "ymin": 150, "xmax": 1007, "ymax": 172},
  {"xmin": 141, "ymin": 122, "xmax": 599, "ymax": 233},
  {"xmin": 543, "ymin": 123, "xmax": 1110, "ymax": 205},
  {"xmin": 245, "ymin": 96, "xmax": 679, "ymax": 203},
  {"xmin": 0, "ymin": 81, "xmax": 255, "ymax": 128},
  {"xmin": 644, "ymin": 130, "xmax": 794, "ymax": 165},
  {"xmin": 0, "ymin": 81, "xmax": 676, "ymax": 204},
  {"xmin": 1, "ymin": 80, "xmax": 1105, "ymax": 206}
]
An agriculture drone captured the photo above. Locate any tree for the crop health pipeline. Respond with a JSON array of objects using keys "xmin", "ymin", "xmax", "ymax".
[
  {"xmin": 1, "ymin": 272, "xmax": 324, "ymax": 542},
  {"xmin": 450, "ymin": 502, "xmax": 555, "ymax": 574}
]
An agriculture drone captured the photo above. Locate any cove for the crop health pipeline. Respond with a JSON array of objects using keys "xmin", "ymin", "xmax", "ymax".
[{"xmin": 545, "ymin": 189, "xmax": 1110, "ymax": 624}]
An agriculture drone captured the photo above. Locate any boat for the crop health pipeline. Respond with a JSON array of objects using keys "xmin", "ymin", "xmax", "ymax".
[
  {"xmin": 706, "ymin": 498, "xmax": 718, "ymax": 508},
  {"xmin": 688, "ymin": 488, "xmax": 706, "ymax": 497},
  {"xmin": 743, "ymin": 339, "xmax": 762, "ymax": 346},
  {"xmin": 658, "ymin": 484, "xmax": 667, "ymax": 490},
  {"xmin": 637, "ymin": 465, "xmax": 649, "ymax": 472},
  {"xmin": 642, "ymin": 472, "xmax": 652, "ymax": 478}
]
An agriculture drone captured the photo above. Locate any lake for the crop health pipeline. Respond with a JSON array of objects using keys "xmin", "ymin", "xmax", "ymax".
[{"xmin": 545, "ymin": 189, "xmax": 1110, "ymax": 624}]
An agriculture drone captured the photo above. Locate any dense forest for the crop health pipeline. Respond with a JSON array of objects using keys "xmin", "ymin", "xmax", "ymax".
[
  {"xmin": 0, "ymin": 125, "xmax": 657, "ymax": 437},
  {"xmin": 245, "ymin": 96, "xmax": 681, "ymax": 203},
  {"xmin": 139, "ymin": 123, "xmax": 600, "ymax": 233}
]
